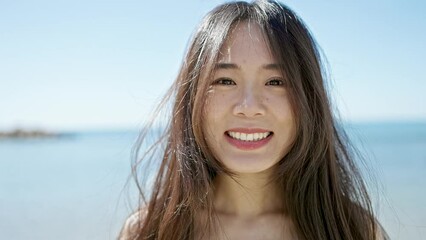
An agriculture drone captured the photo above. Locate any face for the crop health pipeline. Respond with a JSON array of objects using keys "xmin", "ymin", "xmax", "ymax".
[{"xmin": 202, "ymin": 21, "xmax": 296, "ymax": 174}]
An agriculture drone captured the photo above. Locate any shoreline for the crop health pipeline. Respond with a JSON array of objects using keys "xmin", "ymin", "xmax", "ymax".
[{"xmin": 0, "ymin": 128, "xmax": 60, "ymax": 139}]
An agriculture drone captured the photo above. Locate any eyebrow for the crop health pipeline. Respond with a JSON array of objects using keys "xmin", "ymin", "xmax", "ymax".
[
  {"xmin": 262, "ymin": 63, "xmax": 284, "ymax": 70},
  {"xmin": 214, "ymin": 63, "xmax": 283, "ymax": 70},
  {"xmin": 215, "ymin": 63, "xmax": 240, "ymax": 70}
]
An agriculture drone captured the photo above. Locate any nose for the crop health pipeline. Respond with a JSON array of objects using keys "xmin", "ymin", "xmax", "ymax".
[{"xmin": 233, "ymin": 85, "xmax": 266, "ymax": 117}]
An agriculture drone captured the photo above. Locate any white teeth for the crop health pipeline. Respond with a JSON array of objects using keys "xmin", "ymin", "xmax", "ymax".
[
  {"xmin": 227, "ymin": 131, "xmax": 271, "ymax": 142},
  {"xmin": 253, "ymin": 133, "xmax": 259, "ymax": 141},
  {"xmin": 241, "ymin": 133, "xmax": 247, "ymax": 141},
  {"xmin": 247, "ymin": 134, "xmax": 253, "ymax": 141}
]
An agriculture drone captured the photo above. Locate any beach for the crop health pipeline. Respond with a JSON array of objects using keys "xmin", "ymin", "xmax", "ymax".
[{"xmin": 0, "ymin": 123, "xmax": 425, "ymax": 239}]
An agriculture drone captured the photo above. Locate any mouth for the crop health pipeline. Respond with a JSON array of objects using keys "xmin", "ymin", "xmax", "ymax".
[
  {"xmin": 224, "ymin": 129, "xmax": 273, "ymax": 150},
  {"xmin": 225, "ymin": 131, "xmax": 273, "ymax": 142}
]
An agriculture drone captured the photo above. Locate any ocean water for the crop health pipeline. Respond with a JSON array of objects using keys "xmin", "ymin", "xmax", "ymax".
[
  {"xmin": 0, "ymin": 123, "xmax": 425, "ymax": 239},
  {"xmin": 0, "ymin": 130, "xmax": 138, "ymax": 240},
  {"xmin": 345, "ymin": 122, "xmax": 426, "ymax": 239}
]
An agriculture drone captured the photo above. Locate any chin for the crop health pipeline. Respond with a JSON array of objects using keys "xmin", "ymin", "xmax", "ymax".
[{"xmin": 221, "ymin": 158, "xmax": 279, "ymax": 175}]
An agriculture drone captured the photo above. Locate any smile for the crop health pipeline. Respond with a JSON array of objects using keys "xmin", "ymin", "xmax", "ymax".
[{"xmin": 226, "ymin": 131, "xmax": 272, "ymax": 142}]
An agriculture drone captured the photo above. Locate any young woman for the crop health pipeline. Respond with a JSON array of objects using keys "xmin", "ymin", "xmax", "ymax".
[{"xmin": 119, "ymin": 1, "xmax": 388, "ymax": 239}]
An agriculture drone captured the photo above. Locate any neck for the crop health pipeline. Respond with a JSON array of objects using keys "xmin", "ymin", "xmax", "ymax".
[{"xmin": 212, "ymin": 170, "xmax": 284, "ymax": 218}]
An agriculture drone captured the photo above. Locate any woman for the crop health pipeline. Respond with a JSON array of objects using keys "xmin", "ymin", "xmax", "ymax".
[{"xmin": 119, "ymin": 0, "xmax": 387, "ymax": 239}]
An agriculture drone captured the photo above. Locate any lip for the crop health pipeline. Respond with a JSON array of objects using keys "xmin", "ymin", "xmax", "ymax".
[
  {"xmin": 226, "ymin": 128, "xmax": 271, "ymax": 134},
  {"xmin": 225, "ymin": 128, "xmax": 273, "ymax": 150}
]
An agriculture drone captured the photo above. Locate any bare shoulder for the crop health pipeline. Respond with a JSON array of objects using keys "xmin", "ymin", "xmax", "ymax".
[{"xmin": 118, "ymin": 208, "xmax": 148, "ymax": 240}]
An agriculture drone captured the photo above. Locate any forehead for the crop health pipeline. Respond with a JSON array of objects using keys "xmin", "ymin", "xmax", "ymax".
[{"xmin": 217, "ymin": 21, "xmax": 275, "ymax": 64}]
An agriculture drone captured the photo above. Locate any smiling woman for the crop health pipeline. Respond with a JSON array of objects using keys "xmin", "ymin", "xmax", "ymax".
[
  {"xmin": 119, "ymin": 1, "xmax": 388, "ymax": 239},
  {"xmin": 203, "ymin": 22, "xmax": 296, "ymax": 175}
]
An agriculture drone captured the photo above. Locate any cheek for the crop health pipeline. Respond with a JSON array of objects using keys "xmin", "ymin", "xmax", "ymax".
[
  {"xmin": 202, "ymin": 95, "xmax": 223, "ymax": 159},
  {"xmin": 269, "ymin": 94, "xmax": 296, "ymax": 139},
  {"xmin": 203, "ymin": 92, "xmax": 224, "ymax": 136},
  {"xmin": 205, "ymin": 92, "xmax": 229, "ymax": 118},
  {"xmin": 269, "ymin": 94, "xmax": 293, "ymax": 116}
]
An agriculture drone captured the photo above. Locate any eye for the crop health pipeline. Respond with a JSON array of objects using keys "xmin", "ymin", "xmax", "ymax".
[
  {"xmin": 213, "ymin": 78, "xmax": 236, "ymax": 85},
  {"xmin": 266, "ymin": 78, "xmax": 284, "ymax": 86}
]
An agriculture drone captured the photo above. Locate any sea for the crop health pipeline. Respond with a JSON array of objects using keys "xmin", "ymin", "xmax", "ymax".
[{"xmin": 0, "ymin": 122, "xmax": 425, "ymax": 240}]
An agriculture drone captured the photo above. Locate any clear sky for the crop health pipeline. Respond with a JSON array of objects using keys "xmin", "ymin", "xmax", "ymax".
[{"xmin": 1, "ymin": 0, "xmax": 425, "ymax": 131}]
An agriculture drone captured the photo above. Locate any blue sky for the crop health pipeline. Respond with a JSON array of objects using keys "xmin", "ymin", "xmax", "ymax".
[{"xmin": 1, "ymin": 0, "xmax": 425, "ymax": 131}]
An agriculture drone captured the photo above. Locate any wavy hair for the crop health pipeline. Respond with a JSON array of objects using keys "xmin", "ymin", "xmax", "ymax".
[{"xmin": 120, "ymin": 1, "xmax": 387, "ymax": 239}]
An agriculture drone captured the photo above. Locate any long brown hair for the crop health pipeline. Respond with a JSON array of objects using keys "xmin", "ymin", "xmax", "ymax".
[{"xmin": 121, "ymin": 1, "xmax": 386, "ymax": 239}]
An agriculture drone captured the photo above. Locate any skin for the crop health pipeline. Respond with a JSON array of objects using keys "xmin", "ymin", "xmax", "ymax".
[{"xmin": 200, "ymin": 21, "xmax": 297, "ymax": 239}]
